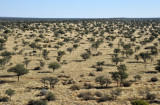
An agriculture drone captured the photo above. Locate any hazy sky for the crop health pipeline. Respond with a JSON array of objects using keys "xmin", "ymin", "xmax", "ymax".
[{"xmin": 0, "ymin": 0, "xmax": 160, "ymax": 18}]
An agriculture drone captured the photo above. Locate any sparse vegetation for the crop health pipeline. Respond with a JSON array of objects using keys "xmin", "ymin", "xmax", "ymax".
[{"xmin": 0, "ymin": 18, "xmax": 159, "ymax": 105}]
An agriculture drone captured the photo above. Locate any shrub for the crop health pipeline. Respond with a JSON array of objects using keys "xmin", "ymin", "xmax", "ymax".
[
  {"xmin": 45, "ymin": 92, "xmax": 55, "ymax": 101},
  {"xmin": 110, "ymin": 88, "xmax": 122, "ymax": 100},
  {"xmin": 133, "ymin": 75, "xmax": 142, "ymax": 81},
  {"xmin": 28, "ymin": 99, "xmax": 47, "ymax": 105},
  {"xmin": 0, "ymin": 97, "xmax": 9, "ymax": 102},
  {"xmin": 123, "ymin": 82, "xmax": 131, "ymax": 87},
  {"xmin": 99, "ymin": 95, "xmax": 112, "ymax": 102},
  {"xmin": 69, "ymin": 85, "xmax": 80, "ymax": 91},
  {"xmin": 48, "ymin": 62, "xmax": 61, "ymax": 72},
  {"xmin": 88, "ymin": 72, "xmax": 95, "ymax": 76},
  {"xmin": 5, "ymin": 88, "xmax": 15, "ymax": 101},
  {"xmin": 80, "ymin": 52, "xmax": 91, "ymax": 61},
  {"xmin": 78, "ymin": 91, "xmax": 94, "ymax": 100},
  {"xmin": 146, "ymin": 93, "xmax": 156, "ymax": 100},
  {"xmin": 84, "ymin": 83, "xmax": 94, "ymax": 89},
  {"xmin": 95, "ymin": 91, "xmax": 103, "ymax": 97},
  {"xmin": 150, "ymin": 77, "xmax": 158, "ymax": 82},
  {"xmin": 131, "ymin": 99, "xmax": 149, "ymax": 105}
]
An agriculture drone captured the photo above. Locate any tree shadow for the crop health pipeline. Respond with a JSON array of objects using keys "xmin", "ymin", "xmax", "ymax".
[
  {"xmin": 145, "ymin": 71, "xmax": 158, "ymax": 74},
  {"xmin": 127, "ymin": 61, "xmax": 143, "ymax": 63},
  {"xmin": 0, "ymin": 80, "xmax": 16, "ymax": 84},
  {"xmin": 27, "ymin": 86, "xmax": 49, "ymax": 90},
  {"xmin": 94, "ymin": 86, "xmax": 113, "ymax": 89},
  {"xmin": 73, "ymin": 60, "xmax": 83, "ymax": 62},
  {"xmin": 104, "ymin": 64, "xmax": 116, "ymax": 67},
  {"xmin": 0, "ymin": 75, "xmax": 16, "ymax": 78},
  {"xmin": 38, "ymin": 71, "xmax": 52, "ymax": 73}
]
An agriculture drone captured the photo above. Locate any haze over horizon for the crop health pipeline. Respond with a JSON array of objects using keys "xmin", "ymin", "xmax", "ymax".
[{"xmin": 0, "ymin": 0, "xmax": 160, "ymax": 18}]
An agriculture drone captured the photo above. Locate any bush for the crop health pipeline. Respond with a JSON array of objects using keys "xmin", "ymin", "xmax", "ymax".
[
  {"xmin": 95, "ymin": 91, "xmax": 103, "ymax": 97},
  {"xmin": 69, "ymin": 85, "xmax": 80, "ymax": 91},
  {"xmin": 146, "ymin": 93, "xmax": 156, "ymax": 100},
  {"xmin": 0, "ymin": 97, "xmax": 9, "ymax": 102},
  {"xmin": 150, "ymin": 77, "xmax": 158, "ymax": 82},
  {"xmin": 88, "ymin": 72, "xmax": 95, "ymax": 76},
  {"xmin": 99, "ymin": 95, "xmax": 112, "ymax": 102},
  {"xmin": 123, "ymin": 82, "xmax": 131, "ymax": 87},
  {"xmin": 84, "ymin": 83, "xmax": 94, "ymax": 89},
  {"xmin": 78, "ymin": 91, "xmax": 94, "ymax": 100},
  {"xmin": 28, "ymin": 100, "xmax": 47, "ymax": 105},
  {"xmin": 45, "ymin": 92, "xmax": 55, "ymax": 101},
  {"xmin": 131, "ymin": 99, "xmax": 149, "ymax": 105}
]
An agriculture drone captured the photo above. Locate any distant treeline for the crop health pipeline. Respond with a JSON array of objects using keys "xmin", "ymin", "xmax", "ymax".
[{"xmin": 0, "ymin": 17, "xmax": 160, "ymax": 23}]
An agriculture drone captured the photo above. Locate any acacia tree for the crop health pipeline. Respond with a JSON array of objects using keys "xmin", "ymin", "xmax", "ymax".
[
  {"xmin": 133, "ymin": 75, "xmax": 141, "ymax": 82},
  {"xmin": 95, "ymin": 76, "xmax": 106, "ymax": 87},
  {"xmin": 46, "ymin": 77, "xmax": 59, "ymax": 89},
  {"xmin": 110, "ymin": 72, "xmax": 120, "ymax": 87},
  {"xmin": 48, "ymin": 62, "xmax": 61, "ymax": 72},
  {"xmin": 111, "ymin": 57, "xmax": 121, "ymax": 65},
  {"xmin": 5, "ymin": 88, "xmax": 15, "ymax": 101},
  {"xmin": 42, "ymin": 49, "xmax": 50, "ymax": 60},
  {"xmin": 117, "ymin": 64, "xmax": 128, "ymax": 86},
  {"xmin": 139, "ymin": 52, "xmax": 151, "ymax": 69},
  {"xmin": 7, "ymin": 64, "xmax": 29, "ymax": 81},
  {"xmin": 110, "ymin": 64, "xmax": 128, "ymax": 87}
]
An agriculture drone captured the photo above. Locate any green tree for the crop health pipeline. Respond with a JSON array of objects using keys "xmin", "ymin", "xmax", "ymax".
[
  {"xmin": 95, "ymin": 76, "xmax": 106, "ymax": 87},
  {"xmin": 97, "ymin": 61, "xmax": 105, "ymax": 67},
  {"xmin": 42, "ymin": 50, "xmax": 50, "ymax": 60},
  {"xmin": 131, "ymin": 99, "xmax": 149, "ymax": 105},
  {"xmin": 110, "ymin": 72, "xmax": 120, "ymax": 87},
  {"xmin": 57, "ymin": 51, "xmax": 65, "ymax": 57},
  {"xmin": 67, "ymin": 47, "xmax": 73, "ymax": 53},
  {"xmin": 0, "ymin": 38, "xmax": 6, "ymax": 46},
  {"xmin": 56, "ymin": 56, "xmax": 62, "ymax": 62},
  {"xmin": 114, "ymin": 48, "xmax": 121, "ymax": 54},
  {"xmin": 7, "ymin": 64, "xmax": 29, "ymax": 81},
  {"xmin": 80, "ymin": 52, "xmax": 91, "ymax": 61},
  {"xmin": 111, "ymin": 57, "xmax": 121, "ymax": 65},
  {"xmin": 46, "ymin": 92, "xmax": 56, "ymax": 101},
  {"xmin": 46, "ymin": 77, "xmax": 59, "ymax": 89},
  {"xmin": 133, "ymin": 75, "xmax": 141, "ymax": 82},
  {"xmin": 29, "ymin": 42, "xmax": 38, "ymax": 50},
  {"xmin": 48, "ymin": 62, "xmax": 60, "ymax": 72},
  {"xmin": 73, "ymin": 44, "xmax": 79, "ymax": 49},
  {"xmin": 139, "ymin": 52, "xmax": 151, "ymax": 68},
  {"xmin": 1, "ymin": 51, "xmax": 12, "ymax": 57},
  {"xmin": 117, "ymin": 64, "xmax": 127, "ymax": 72},
  {"xmin": 5, "ymin": 88, "xmax": 15, "ymax": 101},
  {"xmin": 40, "ymin": 77, "xmax": 48, "ymax": 87}
]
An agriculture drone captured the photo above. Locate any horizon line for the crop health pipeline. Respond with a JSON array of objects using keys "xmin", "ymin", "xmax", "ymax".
[{"xmin": 0, "ymin": 16, "xmax": 160, "ymax": 19}]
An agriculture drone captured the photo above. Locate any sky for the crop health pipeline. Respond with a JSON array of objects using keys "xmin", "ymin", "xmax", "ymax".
[{"xmin": 0, "ymin": 0, "xmax": 160, "ymax": 18}]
